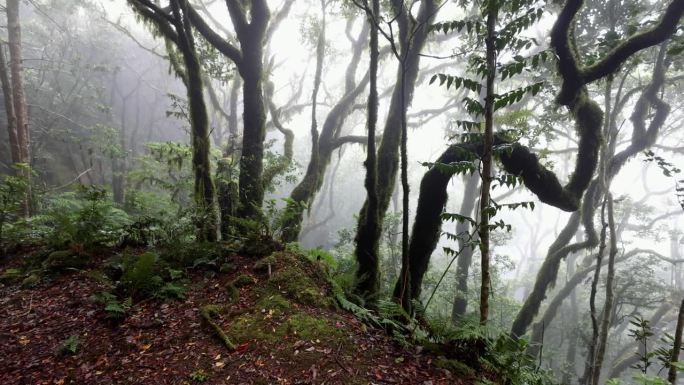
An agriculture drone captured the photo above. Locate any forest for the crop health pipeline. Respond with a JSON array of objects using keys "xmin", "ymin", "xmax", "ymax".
[{"xmin": 0, "ymin": 0, "xmax": 683, "ymax": 384}]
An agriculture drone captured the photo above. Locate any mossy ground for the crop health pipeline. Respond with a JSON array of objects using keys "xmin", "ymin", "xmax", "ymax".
[{"xmin": 0, "ymin": 248, "xmax": 459, "ymax": 384}]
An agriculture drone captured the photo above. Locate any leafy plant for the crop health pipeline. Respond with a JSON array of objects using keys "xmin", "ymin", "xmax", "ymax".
[
  {"xmin": 56, "ymin": 335, "xmax": 81, "ymax": 356},
  {"xmin": 188, "ymin": 369, "xmax": 209, "ymax": 382},
  {"xmin": 92, "ymin": 291, "xmax": 131, "ymax": 320}
]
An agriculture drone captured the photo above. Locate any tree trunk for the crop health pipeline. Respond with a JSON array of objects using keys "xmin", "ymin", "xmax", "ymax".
[
  {"xmin": 236, "ymin": 50, "xmax": 267, "ymax": 220},
  {"xmin": 173, "ymin": 0, "xmax": 217, "ymax": 241},
  {"xmin": 451, "ymin": 172, "xmax": 480, "ymax": 322},
  {"xmin": 355, "ymin": 0, "xmax": 380, "ymax": 302},
  {"xmin": 280, "ymin": 22, "xmax": 369, "ymax": 243},
  {"xmin": 668, "ymin": 297, "xmax": 684, "ymax": 384},
  {"xmin": 0, "ymin": 45, "xmax": 19, "ymax": 165},
  {"xmin": 6, "ymin": 0, "xmax": 30, "ymax": 216},
  {"xmin": 478, "ymin": 1, "xmax": 498, "ymax": 325},
  {"xmin": 357, "ymin": 0, "xmax": 438, "ymax": 303}
]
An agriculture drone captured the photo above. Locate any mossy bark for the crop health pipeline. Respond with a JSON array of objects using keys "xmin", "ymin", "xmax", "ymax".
[
  {"xmin": 509, "ymin": 0, "xmax": 678, "ymax": 338},
  {"xmin": 356, "ymin": 0, "xmax": 439, "ymax": 304},
  {"xmin": 128, "ymin": 0, "xmax": 218, "ymax": 241},
  {"xmin": 354, "ymin": 0, "xmax": 380, "ymax": 302}
]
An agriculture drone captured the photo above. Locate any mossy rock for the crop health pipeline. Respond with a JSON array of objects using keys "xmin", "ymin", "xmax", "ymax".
[
  {"xmin": 232, "ymin": 274, "xmax": 256, "ymax": 288},
  {"xmin": 0, "ymin": 268, "xmax": 23, "ymax": 284},
  {"xmin": 255, "ymin": 294, "xmax": 291, "ymax": 312},
  {"xmin": 42, "ymin": 250, "xmax": 88, "ymax": 271}
]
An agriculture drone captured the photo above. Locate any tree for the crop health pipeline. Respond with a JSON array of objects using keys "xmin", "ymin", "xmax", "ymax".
[
  {"xmin": 354, "ymin": 0, "xmax": 440, "ymax": 304},
  {"xmin": 127, "ymin": 0, "xmax": 217, "ymax": 241},
  {"xmin": 187, "ymin": 0, "xmax": 272, "ymax": 220},
  {"xmin": 4, "ymin": 0, "xmax": 30, "ymax": 216}
]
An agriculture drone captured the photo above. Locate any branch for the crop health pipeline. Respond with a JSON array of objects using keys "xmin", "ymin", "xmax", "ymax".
[
  {"xmin": 186, "ymin": 5, "xmax": 242, "ymax": 66},
  {"xmin": 583, "ymin": 0, "xmax": 684, "ymax": 84}
]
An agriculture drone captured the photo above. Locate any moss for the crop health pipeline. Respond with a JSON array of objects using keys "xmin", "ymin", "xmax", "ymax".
[
  {"xmin": 225, "ymin": 283, "xmax": 239, "ymax": 303},
  {"xmin": 200, "ymin": 305, "xmax": 235, "ymax": 350},
  {"xmin": 434, "ymin": 357, "xmax": 475, "ymax": 376},
  {"xmin": 42, "ymin": 250, "xmax": 88, "ymax": 271},
  {"xmin": 0, "ymin": 268, "xmax": 23, "ymax": 284},
  {"xmin": 21, "ymin": 273, "xmax": 40, "ymax": 288},
  {"xmin": 232, "ymin": 274, "xmax": 256, "ymax": 288},
  {"xmin": 263, "ymin": 266, "xmax": 331, "ymax": 307},
  {"xmin": 255, "ymin": 294, "xmax": 291, "ymax": 312},
  {"xmin": 230, "ymin": 309, "xmax": 344, "ymax": 345}
]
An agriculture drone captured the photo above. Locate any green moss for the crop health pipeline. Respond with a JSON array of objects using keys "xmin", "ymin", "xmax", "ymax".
[
  {"xmin": 21, "ymin": 273, "xmax": 41, "ymax": 288},
  {"xmin": 264, "ymin": 266, "xmax": 331, "ymax": 307},
  {"xmin": 200, "ymin": 305, "xmax": 235, "ymax": 350},
  {"xmin": 225, "ymin": 283, "xmax": 239, "ymax": 303},
  {"xmin": 0, "ymin": 268, "xmax": 23, "ymax": 284},
  {"xmin": 232, "ymin": 274, "xmax": 256, "ymax": 288},
  {"xmin": 42, "ymin": 250, "xmax": 88, "ymax": 271},
  {"xmin": 230, "ymin": 310, "xmax": 344, "ymax": 345},
  {"xmin": 434, "ymin": 357, "xmax": 474, "ymax": 376},
  {"xmin": 255, "ymin": 294, "xmax": 291, "ymax": 311}
]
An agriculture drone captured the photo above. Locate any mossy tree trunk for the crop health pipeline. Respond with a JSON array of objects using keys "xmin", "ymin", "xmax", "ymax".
[
  {"xmin": 356, "ymin": 0, "xmax": 439, "ymax": 305},
  {"xmin": 668, "ymin": 297, "xmax": 684, "ymax": 384},
  {"xmin": 127, "ymin": 0, "xmax": 218, "ymax": 241},
  {"xmin": 355, "ymin": 0, "xmax": 381, "ymax": 302},
  {"xmin": 6, "ymin": 0, "xmax": 30, "ymax": 216},
  {"xmin": 509, "ymin": 0, "xmax": 680, "ymax": 338}
]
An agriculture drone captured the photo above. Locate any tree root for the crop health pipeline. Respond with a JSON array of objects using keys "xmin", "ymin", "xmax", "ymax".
[{"xmin": 200, "ymin": 305, "xmax": 236, "ymax": 351}]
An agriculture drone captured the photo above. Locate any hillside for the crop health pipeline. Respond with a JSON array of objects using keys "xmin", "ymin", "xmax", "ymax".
[{"xmin": 0, "ymin": 249, "xmax": 466, "ymax": 385}]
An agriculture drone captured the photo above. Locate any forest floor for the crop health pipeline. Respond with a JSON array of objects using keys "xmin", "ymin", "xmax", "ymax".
[{"xmin": 0, "ymin": 248, "xmax": 465, "ymax": 385}]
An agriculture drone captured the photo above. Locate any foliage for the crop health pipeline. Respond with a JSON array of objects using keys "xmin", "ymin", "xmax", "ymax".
[
  {"xmin": 92, "ymin": 291, "xmax": 132, "ymax": 320},
  {"xmin": 0, "ymin": 167, "xmax": 31, "ymax": 247},
  {"xmin": 55, "ymin": 335, "xmax": 81, "ymax": 356},
  {"xmin": 188, "ymin": 369, "xmax": 209, "ymax": 382},
  {"xmin": 27, "ymin": 186, "xmax": 130, "ymax": 249}
]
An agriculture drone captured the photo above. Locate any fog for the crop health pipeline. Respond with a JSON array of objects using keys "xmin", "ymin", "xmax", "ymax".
[{"xmin": 1, "ymin": 0, "xmax": 683, "ymax": 384}]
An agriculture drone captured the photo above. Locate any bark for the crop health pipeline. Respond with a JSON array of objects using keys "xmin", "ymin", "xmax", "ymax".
[
  {"xmin": 354, "ymin": 0, "xmax": 381, "ymax": 301},
  {"xmin": 590, "ymin": 195, "xmax": 618, "ymax": 385},
  {"xmin": 186, "ymin": 1, "xmax": 270, "ymax": 220},
  {"xmin": 510, "ymin": 4, "xmax": 676, "ymax": 338},
  {"xmin": 358, "ymin": 0, "xmax": 439, "ymax": 304},
  {"xmin": 0, "ymin": 45, "xmax": 19, "ymax": 164},
  {"xmin": 6, "ymin": 0, "xmax": 28, "ymax": 164},
  {"xmin": 6, "ymin": 0, "xmax": 30, "ymax": 216},
  {"xmin": 451, "ymin": 172, "xmax": 480, "ymax": 322},
  {"xmin": 478, "ymin": 1, "xmax": 498, "ymax": 325},
  {"xmin": 128, "ymin": 0, "xmax": 218, "ymax": 241},
  {"xmin": 393, "ymin": 135, "xmax": 581, "ymax": 307}
]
